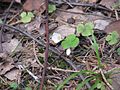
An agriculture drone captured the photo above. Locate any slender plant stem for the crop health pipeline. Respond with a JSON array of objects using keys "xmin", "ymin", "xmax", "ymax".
[{"xmin": 39, "ymin": 0, "xmax": 49, "ymax": 90}]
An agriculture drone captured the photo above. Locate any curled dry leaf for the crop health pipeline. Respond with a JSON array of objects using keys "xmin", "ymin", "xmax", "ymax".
[{"xmin": 104, "ymin": 20, "xmax": 120, "ymax": 35}]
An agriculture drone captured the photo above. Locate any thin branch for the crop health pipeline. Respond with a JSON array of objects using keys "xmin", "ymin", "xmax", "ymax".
[
  {"xmin": 49, "ymin": 0, "xmax": 112, "ymax": 12},
  {"xmin": 39, "ymin": 0, "xmax": 49, "ymax": 89}
]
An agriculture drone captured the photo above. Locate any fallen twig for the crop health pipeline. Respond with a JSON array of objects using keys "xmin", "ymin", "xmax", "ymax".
[
  {"xmin": 49, "ymin": 0, "xmax": 112, "ymax": 12},
  {"xmin": 39, "ymin": 0, "xmax": 49, "ymax": 89}
]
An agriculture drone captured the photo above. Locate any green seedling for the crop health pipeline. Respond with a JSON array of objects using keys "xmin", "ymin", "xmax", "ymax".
[
  {"xmin": 91, "ymin": 34, "xmax": 102, "ymax": 68},
  {"xmin": 61, "ymin": 34, "xmax": 79, "ymax": 49},
  {"xmin": 77, "ymin": 22, "xmax": 94, "ymax": 36},
  {"xmin": 117, "ymin": 48, "xmax": 120, "ymax": 55},
  {"xmin": 10, "ymin": 82, "xmax": 18, "ymax": 90},
  {"xmin": 106, "ymin": 31, "xmax": 119, "ymax": 45},
  {"xmin": 20, "ymin": 11, "xmax": 34, "ymax": 23},
  {"xmin": 48, "ymin": 4, "xmax": 56, "ymax": 13}
]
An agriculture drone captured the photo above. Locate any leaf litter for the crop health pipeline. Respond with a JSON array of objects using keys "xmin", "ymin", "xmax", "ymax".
[{"xmin": 0, "ymin": 0, "xmax": 120, "ymax": 90}]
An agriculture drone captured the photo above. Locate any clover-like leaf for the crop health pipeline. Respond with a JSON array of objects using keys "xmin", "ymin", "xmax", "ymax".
[
  {"xmin": 76, "ymin": 22, "xmax": 94, "ymax": 36},
  {"xmin": 48, "ymin": 4, "xmax": 56, "ymax": 13},
  {"xmin": 20, "ymin": 12, "xmax": 26, "ymax": 18},
  {"xmin": 70, "ymin": 37, "xmax": 79, "ymax": 47},
  {"xmin": 82, "ymin": 22, "xmax": 94, "ymax": 36},
  {"xmin": 61, "ymin": 34, "xmax": 79, "ymax": 49},
  {"xmin": 28, "ymin": 12, "xmax": 34, "ymax": 17},
  {"xmin": 77, "ymin": 23, "xmax": 84, "ymax": 34},
  {"xmin": 106, "ymin": 31, "xmax": 119, "ymax": 45},
  {"xmin": 21, "ymin": 16, "xmax": 32, "ymax": 23},
  {"xmin": 20, "ymin": 12, "xmax": 34, "ymax": 23}
]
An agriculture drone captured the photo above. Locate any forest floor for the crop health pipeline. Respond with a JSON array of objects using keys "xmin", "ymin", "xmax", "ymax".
[{"xmin": 0, "ymin": 0, "xmax": 120, "ymax": 90}]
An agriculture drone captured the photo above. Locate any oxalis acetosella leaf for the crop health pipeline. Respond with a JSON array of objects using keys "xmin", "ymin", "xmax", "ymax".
[
  {"xmin": 20, "ymin": 11, "xmax": 34, "ymax": 23},
  {"xmin": 106, "ymin": 31, "xmax": 119, "ymax": 45},
  {"xmin": 48, "ymin": 4, "xmax": 56, "ymax": 13},
  {"xmin": 77, "ymin": 22, "xmax": 94, "ymax": 36},
  {"xmin": 61, "ymin": 34, "xmax": 79, "ymax": 49}
]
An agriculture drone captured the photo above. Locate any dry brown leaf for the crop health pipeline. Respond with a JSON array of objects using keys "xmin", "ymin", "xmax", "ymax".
[
  {"xmin": 5, "ymin": 69, "xmax": 21, "ymax": 80},
  {"xmin": 104, "ymin": 20, "xmax": 120, "ymax": 35},
  {"xmin": 56, "ymin": 7, "xmax": 85, "ymax": 25},
  {"xmin": 2, "ymin": 38, "xmax": 22, "ymax": 54},
  {"xmin": 53, "ymin": 25, "xmax": 75, "ymax": 39},
  {"xmin": 23, "ymin": 0, "xmax": 46, "ymax": 12},
  {"xmin": 23, "ymin": 16, "xmax": 42, "ymax": 34},
  {"xmin": 0, "ymin": 61, "xmax": 14, "ymax": 75}
]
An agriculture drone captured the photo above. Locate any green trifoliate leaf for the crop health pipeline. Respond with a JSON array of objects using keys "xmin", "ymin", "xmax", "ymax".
[
  {"xmin": 77, "ymin": 23, "xmax": 84, "ymax": 34},
  {"xmin": 76, "ymin": 22, "xmax": 94, "ymax": 36}
]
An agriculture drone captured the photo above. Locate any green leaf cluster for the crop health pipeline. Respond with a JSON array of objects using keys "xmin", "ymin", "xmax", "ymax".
[
  {"xmin": 20, "ymin": 12, "xmax": 34, "ymax": 23},
  {"xmin": 61, "ymin": 34, "xmax": 79, "ymax": 49},
  {"xmin": 10, "ymin": 82, "xmax": 18, "ymax": 90},
  {"xmin": 77, "ymin": 22, "xmax": 94, "ymax": 36},
  {"xmin": 48, "ymin": 4, "xmax": 56, "ymax": 13},
  {"xmin": 106, "ymin": 31, "xmax": 119, "ymax": 45}
]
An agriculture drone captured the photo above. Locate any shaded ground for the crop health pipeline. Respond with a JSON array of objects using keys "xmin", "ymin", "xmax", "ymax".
[{"xmin": 0, "ymin": 0, "xmax": 120, "ymax": 90}]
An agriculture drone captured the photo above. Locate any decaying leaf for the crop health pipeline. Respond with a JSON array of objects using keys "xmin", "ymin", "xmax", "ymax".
[
  {"xmin": 5, "ymin": 69, "xmax": 21, "ymax": 80},
  {"xmin": 53, "ymin": 25, "xmax": 75, "ymax": 39},
  {"xmin": 23, "ymin": 0, "xmax": 46, "ymax": 13},
  {"xmin": 56, "ymin": 7, "xmax": 85, "ymax": 25},
  {"xmin": 104, "ymin": 20, "xmax": 120, "ymax": 35},
  {"xmin": 2, "ymin": 38, "xmax": 22, "ymax": 54},
  {"xmin": 94, "ymin": 20, "xmax": 110, "ymax": 30},
  {"xmin": 0, "ymin": 61, "xmax": 14, "ymax": 75}
]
